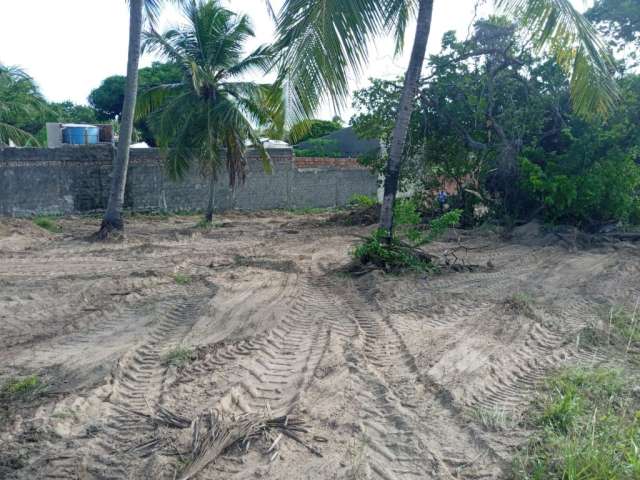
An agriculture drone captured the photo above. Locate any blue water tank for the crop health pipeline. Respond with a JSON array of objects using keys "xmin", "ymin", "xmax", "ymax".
[{"xmin": 62, "ymin": 124, "xmax": 99, "ymax": 145}]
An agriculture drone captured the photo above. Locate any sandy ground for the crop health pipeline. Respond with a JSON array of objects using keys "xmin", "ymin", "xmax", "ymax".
[{"xmin": 0, "ymin": 212, "xmax": 639, "ymax": 480}]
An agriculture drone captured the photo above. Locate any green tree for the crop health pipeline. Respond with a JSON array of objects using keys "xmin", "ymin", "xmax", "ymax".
[
  {"xmin": 274, "ymin": 0, "xmax": 619, "ymax": 244},
  {"xmin": 0, "ymin": 65, "xmax": 48, "ymax": 146},
  {"xmin": 89, "ymin": 62, "xmax": 182, "ymax": 120},
  {"xmin": 47, "ymin": 101, "xmax": 98, "ymax": 124},
  {"xmin": 287, "ymin": 118, "xmax": 342, "ymax": 144},
  {"xmin": 136, "ymin": 0, "xmax": 281, "ymax": 223}
]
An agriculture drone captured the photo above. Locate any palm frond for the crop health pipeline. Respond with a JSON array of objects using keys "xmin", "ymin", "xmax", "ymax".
[
  {"xmin": 274, "ymin": 0, "xmax": 388, "ymax": 114},
  {"xmin": 384, "ymin": 0, "xmax": 417, "ymax": 56},
  {"xmin": 0, "ymin": 122, "xmax": 39, "ymax": 146},
  {"xmin": 140, "ymin": 0, "xmax": 276, "ymax": 187},
  {"xmin": 496, "ymin": 0, "xmax": 620, "ymax": 118}
]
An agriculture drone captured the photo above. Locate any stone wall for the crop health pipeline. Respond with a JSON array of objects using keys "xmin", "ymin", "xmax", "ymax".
[{"xmin": 0, "ymin": 146, "xmax": 378, "ymax": 216}]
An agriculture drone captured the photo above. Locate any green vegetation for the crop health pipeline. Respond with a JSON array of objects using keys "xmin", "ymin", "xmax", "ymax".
[
  {"xmin": 607, "ymin": 304, "xmax": 640, "ymax": 349},
  {"xmin": 1, "ymin": 375, "xmax": 44, "ymax": 401},
  {"xmin": 163, "ymin": 347, "xmax": 194, "ymax": 367},
  {"xmin": 194, "ymin": 218, "xmax": 221, "ymax": 229},
  {"xmin": 513, "ymin": 368, "xmax": 640, "ymax": 479},
  {"xmin": 472, "ymin": 406, "xmax": 518, "ymax": 432},
  {"xmin": 348, "ymin": 194, "xmax": 378, "ymax": 208},
  {"xmin": 351, "ymin": 18, "xmax": 639, "ymax": 230},
  {"xmin": 32, "ymin": 216, "xmax": 61, "ymax": 233},
  {"xmin": 353, "ymin": 201, "xmax": 462, "ymax": 272},
  {"xmin": 173, "ymin": 273, "xmax": 191, "ymax": 285}
]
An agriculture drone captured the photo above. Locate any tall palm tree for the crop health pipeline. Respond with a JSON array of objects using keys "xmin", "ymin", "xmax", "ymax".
[
  {"xmin": 0, "ymin": 64, "xmax": 46, "ymax": 146},
  {"xmin": 136, "ymin": 0, "xmax": 282, "ymax": 223},
  {"xmin": 96, "ymin": 0, "xmax": 181, "ymax": 239},
  {"xmin": 274, "ymin": 0, "xmax": 619, "ymax": 242}
]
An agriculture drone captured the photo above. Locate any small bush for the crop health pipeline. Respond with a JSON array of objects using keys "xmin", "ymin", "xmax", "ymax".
[
  {"xmin": 353, "ymin": 229, "xmax": 432, "ymax": 273},
  {"xmin": 32, "ymin": 216, "xmax": 61, "ymax": 233},
  {"xmin": 174, "ymin": 273, "xmax": 191, "ymax": 285},
  {"xmin": 348, "ymin": 194, "xmax": 377, "ymax": 208},
  {"xmin": 353, "ymin": 209, "xmax": 462, "ymax": 273},
  {"xmin": 163, "ymin": 347, "xmax": 194, "ymax": 367},
  {"xmin": 1, "ymin": 375, "xmax": 44, "ymax": 400},
  {"xmin": 513, "ymin": 368, "xmax": 640, "ymax": 480}
]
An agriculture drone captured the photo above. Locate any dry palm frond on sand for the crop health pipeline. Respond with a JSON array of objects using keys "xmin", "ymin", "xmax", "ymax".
[{"xmin": 178, "ymin": 411, "xmax": 311, "ymax": 480}]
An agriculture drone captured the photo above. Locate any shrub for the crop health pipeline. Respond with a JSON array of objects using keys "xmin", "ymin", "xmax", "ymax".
[
  {"xmin": 174, "ymin": 273, "xmax": 191, "ymax": 285},
  {"xmin": 348, "ymin": 194, "xmax": 377, "ymax": 208},
  {"xmin": 32, "ymin": 216, "xmax": 61, "ymax": 233},
  {"xmin": 353, "ymin": 207, "xmax": 462, "ymax": 273},
  {"xmin": 520, "ymin": 152, "xmax": 640, "ymax": 227}
]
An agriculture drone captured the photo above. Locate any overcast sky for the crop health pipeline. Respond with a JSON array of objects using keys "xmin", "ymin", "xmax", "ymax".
[{"xmin": 0, "ymin": 0, "xmax": 592, "ymax": 120}]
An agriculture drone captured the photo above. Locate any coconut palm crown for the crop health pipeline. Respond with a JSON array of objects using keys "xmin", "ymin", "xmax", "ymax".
[{"xmin": 137, "ymin": 0, "xmax": 280, "ymax": 197}]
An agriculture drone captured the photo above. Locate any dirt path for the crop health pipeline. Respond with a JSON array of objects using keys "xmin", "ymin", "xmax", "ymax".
[{"xmin": 1, "ymin": 213, "xmax": 638, "ymax": 479}]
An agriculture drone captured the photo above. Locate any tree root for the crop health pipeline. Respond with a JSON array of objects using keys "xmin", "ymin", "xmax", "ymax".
[{"xmin": 89, "ymin": 218, "xmax": 124, "ymax": 242}]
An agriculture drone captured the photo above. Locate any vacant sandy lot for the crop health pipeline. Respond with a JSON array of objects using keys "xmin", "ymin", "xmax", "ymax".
[{"xmin": 1, "ymin": 212, "xmax": 638, "ymax": 479}]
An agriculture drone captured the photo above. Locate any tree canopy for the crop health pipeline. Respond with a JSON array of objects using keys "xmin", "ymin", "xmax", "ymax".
[{"xmin": 351, "ymin": 19, "xmax": 640, "ymax": 228}]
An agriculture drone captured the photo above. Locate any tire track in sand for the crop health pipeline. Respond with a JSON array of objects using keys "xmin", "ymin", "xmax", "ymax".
[
  {"xmin": 207, "ymin": 277, "xmax": 332, "ymax": 416},
  {"xmin": 335, "ymin": 278, "xmax": 498, "ymax": 479},
  {"xmin": 41, "ymin": 290, "xmax": 211, "ymax": 480}
]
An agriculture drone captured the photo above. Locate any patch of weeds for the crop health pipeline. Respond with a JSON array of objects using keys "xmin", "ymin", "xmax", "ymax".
[
  {"xmin": 1, "ymin": 375, "xmax": 45, "ymax": 401},
  {"xmin": 174, "ymin": 273, "xmax": 192, "ymax": 285},
  {"xmin": 32, "ymin": 216, "xmax": 61, "ymax": 233},
  {"xmin": 609, "ymin": 304, "xmax": 640, "ymax": 348},
  {"xmin": 348, "ymin": 194, "xmax": 377, "ymax": 208},
  {"xmin": 503, "ymin": 292, "xmax": 535, "ymax": 315},
  {"xmin": 163, "ymin": 347, "xmax": 194, "ymax": 367},
  {"xmin": 51, "ymin": 408, "xmax": 76, "ymax": 420},
  {"xmin": 194, "ymin": 218, "xmax": 223, "ymax": 230},
  {"xmin": 471, "ymin": 406, "xmax": 518, "ymax": 431},
  {"xmin": 513, "ymin": 368, "xmax": 640, "ymax": 479},
  {"xmin": 586, "ymin": 303, "xmax": 640, "ymax": 356}
]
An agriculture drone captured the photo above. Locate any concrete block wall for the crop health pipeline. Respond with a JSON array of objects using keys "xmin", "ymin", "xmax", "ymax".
[{"xmin": 0, "ymin": 147, "xmax": 377, "ymax": 216}]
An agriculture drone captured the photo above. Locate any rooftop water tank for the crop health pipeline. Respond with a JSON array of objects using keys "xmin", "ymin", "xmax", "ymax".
[{"xmin": 62, "ymin": 124, "xmax": 99, "ymax": 145}]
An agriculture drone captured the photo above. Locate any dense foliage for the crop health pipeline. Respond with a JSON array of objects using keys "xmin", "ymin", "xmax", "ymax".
[
  {"xmin": 351, "ymin": 18, "xmax": 640, "ymax": 229},
  {"xmin": 88, "ymin": 62, "xmax": 182, "ymax": 145}
]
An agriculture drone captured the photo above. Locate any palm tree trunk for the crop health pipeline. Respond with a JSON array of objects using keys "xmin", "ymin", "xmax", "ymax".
[
  {"xmin": 205, "ymin": 174, "xmax": 216, "ymax": 223},
  {"xmin": 379, "ymin": 0, "xmax": 434, "ymax": 242},
  {"xmin": 96, "ymin": 0, "xmax": 144, "ymax": 239}
]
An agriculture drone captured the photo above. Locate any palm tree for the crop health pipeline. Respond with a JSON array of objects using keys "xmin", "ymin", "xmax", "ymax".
[
  {"xmin": 96, "ymin": 0, "xmax": 182, "ymax": 239},
  {"xmin": 0, "ymin": 65, "xmax": 46, "ymax": 146},
  {"xmin": 274, "ymin": 0, "xmax": 619, "ymax": 242},
  {"xmin": 136, "ymin": 0, "xmax": 281, "ymax": 223}
]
